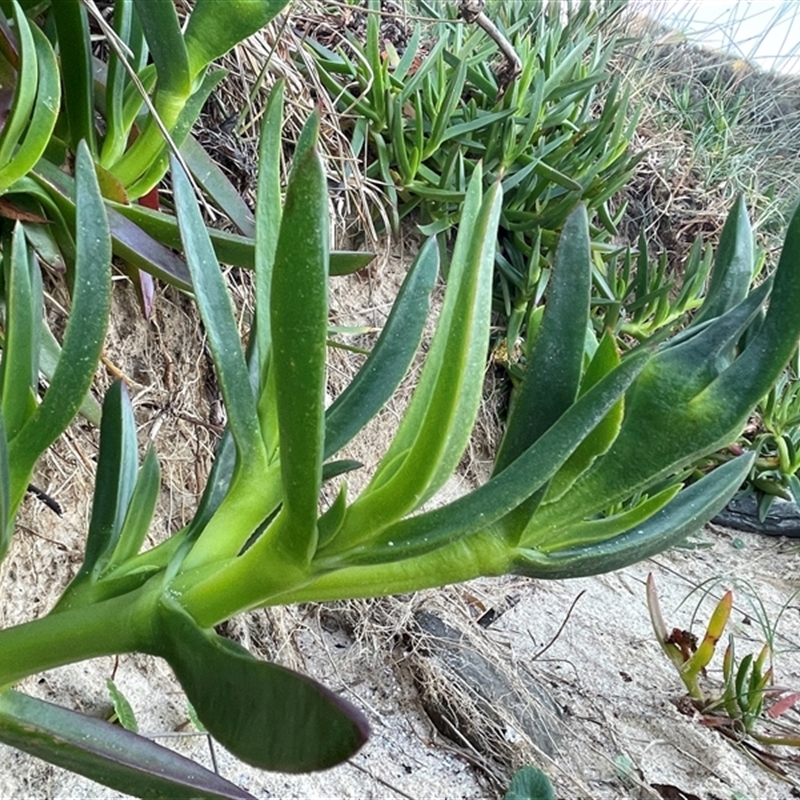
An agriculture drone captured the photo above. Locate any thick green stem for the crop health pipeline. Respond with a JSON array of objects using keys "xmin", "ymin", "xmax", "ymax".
[
  {"xmin": 0, "ymin": 581, "xmax": 160, "ymax": 690},
  {"xmin": 177, "ymin": 530, "xmax": 513, "ymax": 626}
]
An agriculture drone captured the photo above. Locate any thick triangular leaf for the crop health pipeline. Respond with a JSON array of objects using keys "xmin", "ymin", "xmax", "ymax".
[
  {"xmin": 78, "ymin": 381, "xmax": 139, "ymax": 578},
  {"xmin": 495, "ymin": 205, "xmax": 590, "ymax": 473},
  {"xmin": 156, "ymin": 598, "xmax": 369, "ymax": 772},
  {"xmin": 513, "ymin": 453, "xmax": 753, "ymax": 579},
  {"xmin": 0, "ymin": 689, "xmax": 255, "ymax": 800},
  {"xmin": 692, "ymin": 194, "xmax": 752, "ymax": 326},
  {"xmin": 324, "ymin": 236, "xmax": 438, "ymax": 458},
  {"xmin": 8, "ymin": 142, "xmax": 111, "ymax": 512}
]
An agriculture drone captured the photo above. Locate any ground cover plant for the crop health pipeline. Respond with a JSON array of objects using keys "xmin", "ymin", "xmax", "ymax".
[
  {"xmin": 301, "ymin": 0, "xmax": 642, "ymax": 357},
  {"xmin": 0, "ymin": 0, "xmax": 369, "ymax": 322},
  {"xmin": 2, "ymin": 65, "xmax": 800, "ymax": 794}
]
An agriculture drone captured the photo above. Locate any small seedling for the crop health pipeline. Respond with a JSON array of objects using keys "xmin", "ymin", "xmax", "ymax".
[{"xmin": 647, "ymin": 573, "xmax": 800, "ymax": 756}]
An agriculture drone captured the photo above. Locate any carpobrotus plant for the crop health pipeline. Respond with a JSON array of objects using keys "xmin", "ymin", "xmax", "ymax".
[{"xmin": 1, "ymin": 83, "xmax": 799, "ymax": 796}]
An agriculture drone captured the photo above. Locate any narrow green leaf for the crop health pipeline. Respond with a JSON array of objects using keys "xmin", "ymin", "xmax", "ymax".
[
  {"xmin": 124, "ymin": 68, "xmax": 228, "ymax": 199},
  {"xmin": 269, "ymin": 135, "xmax": 328, "ymax": 561},
  {"xmin": 254, "ymin": 79, "xmax": 284, "ymax": 386},
  {"xmin": 337, "ymin": 171, "xmax": 501, "ymax": 540},
  {"xmin": 9, "ymin": 142, "xmax": 111, "ymax": 512},
  {"xmin": 180, "ymin": 135, "xmax": 255, "ymax": 237},
  {"xmin": 544, "ymin": 331, "xmax": 623, "ymax": 501},
  {"xmin": 78, "ymin": 381, "xmax": 139, "ymax": 579},
  {"xmin": 0, "ymin": 1, "xmax": 38, "ymax": 166},
  {"xmin": 0, "ymin": 25, "xmax": 59, "ymax": 193},
  {"xmin": 496, "ymin": 204, "xmax": 591, "ymax": 473},
  {"xmin": 29, "ymin": 158, "xmax": 193, "ymax": 290},
  {"xmin": 515, "ymin": 454, "xmax": 753, "ymax": 579},
  {"xmin": 0, "ymin": 416, "xmax": 10, "ymax": 559},
  {"xmin": 538, "ymin": 484, "xmax": 681, "ymax": 553},
  {"xmin": 0, "ymin": 689, "xmax": 255, "ymax": 799},
  {"xmin": 131, "ymin": 0, "xmax": 190, "ymax": 98},
  {"xmin": 171, "ymin": 155, "xmax": 263, "ymax": 469},
  {"xmin": 155, "ymin": 598, "xmax": 369, "ymax": 772},
  {"xmin": 692, "ymin": 194, "xmax": 753, "ymax": 326},
  {"xmin": 49, "ymin": 0, "xmax": 96, "ymax": 153},
  {"xmin": 38, "ymin": 321, "xmax": 102, "ymax": 427},
  {"xmin": 101, "ymin": 0, "xmax": 136, "ymax": 166},
  {"xmin": 1, "ymin": 225, "xmax": 37, "ymax": 441},
  {"xmin": 104, "ymin": 445, "xmax": 161, "ymax": 571},
  {"xmin": 325, "ymin": 236, "xmax": 438, "ymax": 458},
  {"xmin": 106, "ymin": 679, "xmax": 138, "ymax": 732},
  {"xmin": 329, "ymin": 350, "xmax": 648, "ymax": 564}
]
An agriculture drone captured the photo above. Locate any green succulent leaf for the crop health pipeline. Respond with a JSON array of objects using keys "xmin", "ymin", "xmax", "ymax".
[
  {"xmin": 0, "ymin": 1, "xmax": 38, "ymax": 166},
  {"xmin": 78, "ymin": 381, "xmax": 139, "ymax": 580},
  {"xmin": 0, "ymin": 25, "xmax": 59, "ymax": 193},
  {"xmin": 515, "ymin": 453, "xmax": 754, "ymax": 579},
  {"xmin": 268, "ymin": 118, "xmax": 328, "ymax": 561},
  {"xmin": 180, "ymin": 136, "xmax": 255, "ymax": 237},
  {"xmin": 324, "ymin": 236, "xmax": 439, "ymax": 459},
  {"xmin": 0, "ymin": 416, "xmax": 10, "ymax": 558},
  {"xmin": 8, "ymin": 142, "xmax": 111, "ymax": 515},
  {"xmin": 172, "ymin": 154, "xmax": 264, "ymax": 471},
  {"xmin": 504, "ymin": 766, "xmax": 556, "ymax": 800},
  {"xmin": 155, "ymin": 597, "xmax": 369, "ymax": 773},
  {"xmin": 49, "ymin": 0, "xmax": 95, "ymax": 153},
  {"xmin": 0, "ymin": 225, "xmax": 39, "ymax": 441},
  {"xmin": 495, "ymin": 203, "xmax": 590, "ymax": 473},
  {"xmin": 692, "ymin": 194, "xmax": 753, "ymax": 327},
  {"xmin": 131, "ymin": 0, "xmax": 190, "ymax": 99},
  {"xmin": 183, "ymin": 0, "xmax": 289, "ymax": 78},
  {"xmin": 0, "ymin": 689, "xmax": 256, "ymax": 799},
  {"xmin": 104, "ymin": 445, "xmax": 161, "ymax": 572},
  {"xmin": 338, "ymin": 169, "xmax": 502, "ymax": 540}
]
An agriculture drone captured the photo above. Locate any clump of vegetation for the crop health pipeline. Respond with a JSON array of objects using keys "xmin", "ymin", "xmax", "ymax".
[
  {"xmin": 648, "ymin": 574, "xmax": 800, "ymax": 764},
  {"xmin": 301, "ymin": 0, "xmax": 641, "ymax": 355}
]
